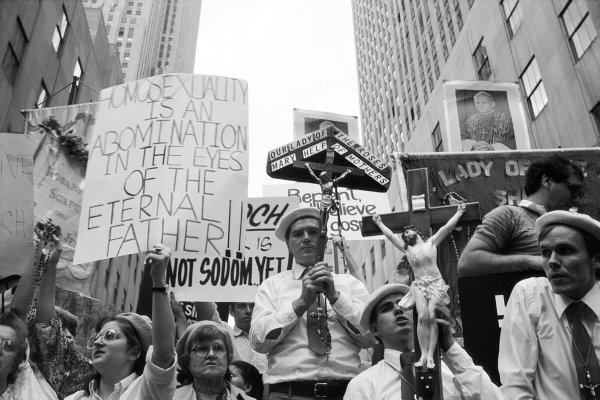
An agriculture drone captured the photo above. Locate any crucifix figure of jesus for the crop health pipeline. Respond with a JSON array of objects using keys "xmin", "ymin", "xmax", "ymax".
[{"xmin": 373, "ymin": 203, "xmax": 466, "ymax": 369}]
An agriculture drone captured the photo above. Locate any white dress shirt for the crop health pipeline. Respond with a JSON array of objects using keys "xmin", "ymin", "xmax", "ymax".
[
  {"xmin": 499, "ymin": 277, "xmax": 600, "ymax": 399},
  {"xmin": 65, "ymin": 347, "xmax": 177, "ymax": 400},
  {"xmin": 250, "ymin": 263, "xmax": 376, "ymax": 384},
  {"xmin": 230, "ymin": 325, "xmax": 268, "ymax": 374},
  {"xmin": 344, "ymin": 345, "xmax": 503, "ymax": 400}
]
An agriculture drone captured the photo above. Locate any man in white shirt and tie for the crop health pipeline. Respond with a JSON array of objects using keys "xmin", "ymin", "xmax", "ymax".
[{"xmin": 250, "ymin": 208, "xmax": 375, "ymax": 399}]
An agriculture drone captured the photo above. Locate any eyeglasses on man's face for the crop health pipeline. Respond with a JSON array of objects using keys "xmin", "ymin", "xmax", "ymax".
[
  {"xmin": 86, "ymin": 328, "xmax": 122, "ymax": 349},
  {"xmin": 191, "ymin": 342, "xmax": 227, "ymax": 358},
  {"xmin": 564, "ymin": 181, "xmax": 584, "ymax": 200}
]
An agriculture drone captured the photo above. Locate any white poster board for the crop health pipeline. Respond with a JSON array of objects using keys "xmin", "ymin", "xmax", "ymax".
[
  {"xmin": 263, "ymin": 183, "xmax": 390, "ymax": 240},
  {"xmin": 442, "ymin": 81, "xmax": 531, "ymax": 152},
  {"xmin": 74, "ymin": 74, "xmax": 249, "ymax": 272},
  {"xmin": 169, "ymin": 197, "xmax": 299, "ymax": 301},
  {"xmin": 0, "ymin": 133, "xmax": 35, "ymax": 280}
]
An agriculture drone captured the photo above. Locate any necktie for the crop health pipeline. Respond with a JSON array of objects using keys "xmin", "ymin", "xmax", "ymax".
[
  {"xmin": 400, "ymin": 351, "xmax": 416, "ymax": 400},
  {"xmin": 565, "ymin": 301, "xmax": 600, "ymax": 400},
  {"xmin": 307, "ymin": 292, "xmax": 331, "ymax": 354}
]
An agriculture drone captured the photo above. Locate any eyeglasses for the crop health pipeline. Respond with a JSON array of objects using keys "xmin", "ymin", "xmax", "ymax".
[
  {"xmin": 564, "ymin": 181, "xmax": 584, "ymax": 200},
  {"xmin": 191, "ymin": 343, "xmax": 227, "ymax": 358},
  {"xmin": 0, "ymin": 338, "xmax": 18, "ymax": 353},
  {"xmin": 86, "ymin": 328, "xmax": 122, "ymax": 349}
]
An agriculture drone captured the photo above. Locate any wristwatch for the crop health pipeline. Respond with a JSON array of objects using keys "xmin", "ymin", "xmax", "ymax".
[{"xmin": 151, "ymin": 286, "xmax": 169, "ymax": 292}]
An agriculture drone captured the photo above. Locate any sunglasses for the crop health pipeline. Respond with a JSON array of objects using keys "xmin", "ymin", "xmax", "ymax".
[
  {"xmin": 564, "ymin": 181, "xmax": 584, "ymax": 200},
  {"xmin": 191, "ymin": 343, "xmax": 227, "ymax": 358},
  {"xmin": 0, "ymin": 338, "xmax": 18, "ymax": 353},
  {"xmin": 86, "ymin": 328, "xmax": 122, "ymax": 349}
]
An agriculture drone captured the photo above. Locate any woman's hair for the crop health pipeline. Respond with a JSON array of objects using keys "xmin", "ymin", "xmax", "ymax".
[
  {"xmin": 83, "ymin": 315, "xmax": 147, "ymax": 395},
  {"xmin": 230, "ymin": 360, "xmax": 264, "ymax": 400},
  {"xmin": 177, "ymin": 323, "xmax": 233, "ymax": 386},
  {"xmin": 0, "ymin": 312, "xmax": 28, "ymax": 384}
]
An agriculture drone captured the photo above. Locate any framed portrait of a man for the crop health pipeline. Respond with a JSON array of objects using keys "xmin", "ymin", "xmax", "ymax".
[
  {"xmin": 293, "ymin": 108, "xmax": 359, "ymax": 140},
  {"xmin": 443, "ymin": 81, "xmax": 531, "ymax": 152}
]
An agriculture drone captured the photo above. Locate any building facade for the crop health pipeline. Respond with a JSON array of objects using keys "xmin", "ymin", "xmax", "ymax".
[
  {"xmin": 82, "ymin": 0, "xmax": 201, "ymax": 80},
  {"xmin": 0, "ymin": 0, "xmax": 123, "ymax": 132},
  {"xmin": 352, "ymin": 0, "xmax": 600, "ymax": 157}
]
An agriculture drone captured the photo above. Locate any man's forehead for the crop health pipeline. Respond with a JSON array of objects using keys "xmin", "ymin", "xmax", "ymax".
[
  {"xmin": 540, "ymin": 225, "xmax": 585, "ymax": 245},
  {"xmin": 290, "ymin": 217, "xmax": 319, "ymax": 231},
  {"xmin": 377, "ymin": 293, "xmax": 404, "ymax": 309}
]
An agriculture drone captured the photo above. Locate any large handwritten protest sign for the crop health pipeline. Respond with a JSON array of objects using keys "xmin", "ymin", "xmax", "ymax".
[
  {"xmin": 0, "ymin": 133, "xmax": 35, "ymax": 282},
  {"xmin": 74, "ymin": 74, "xmax": 249, "ymax": 286},
  {"xmin": 169, "ymin": 197, "xmax": 299, "ymax": 301},
  {"xmin": 263, "ymin": 183, "xmax": 390, "ymax": 240}
]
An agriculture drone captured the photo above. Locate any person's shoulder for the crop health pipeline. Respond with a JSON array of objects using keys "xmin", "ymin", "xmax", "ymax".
[
  {"xmin": 483, "ymin": 204, "xmax": 521, "ymax": 220},
  {"xmin": 514, "ymin": 276, "xmax": 551, "ymax": 291},
  {"xmin": 259, "ymin": 269, "xmax": 293, "ymax": 286}
]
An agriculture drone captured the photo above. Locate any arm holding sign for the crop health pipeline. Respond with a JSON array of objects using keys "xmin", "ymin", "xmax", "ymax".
[{"xmin": 11, "ymin": 219, "xmax": 95, "ymax": 399}]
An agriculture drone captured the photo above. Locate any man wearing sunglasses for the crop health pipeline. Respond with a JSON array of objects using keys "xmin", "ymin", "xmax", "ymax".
[
  {"xmin": 344, "ymin": 283, "xmax": 502, "ymax": 400},
  {"xmin": 458, "ymin": 155, "xmax": 585, "ymax": 277}
]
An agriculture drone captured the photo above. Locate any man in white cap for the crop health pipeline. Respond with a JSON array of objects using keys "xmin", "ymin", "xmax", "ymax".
[
  {"xmin": 499, "ymin": 210, "xmax": 600, "ymax": 400},
  {"xmin": 344, "ymin": 283, "xmax": 502, "ymax": 400},
  {"xmin": 250, "ymin": 208, "xmax": 375, "ymax": 399}
]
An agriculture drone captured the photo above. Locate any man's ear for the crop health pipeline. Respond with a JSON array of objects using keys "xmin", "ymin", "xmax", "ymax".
[
  {"xmin": 229, "ymin": 305, "xmax": 234, "ymax": 317},
  {"xmin": 369, "ymin": 323, "xmax": 379, "ymax": 338},
  {"xmin": 541, "ymin": 174, "xmax": 553, "ymax": 190},
  {"xmin": 591, "ymin": 253, "xmax": 600, "ymax": 276}
]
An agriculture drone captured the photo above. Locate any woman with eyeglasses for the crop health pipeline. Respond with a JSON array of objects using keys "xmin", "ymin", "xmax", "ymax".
[
  {"xmin": 11, "ymin": 219, "xmax": 177, "ymax": 400},
  {"xmin": 174, "ymin": 321, "xmax": 255, "ymax": 400}
]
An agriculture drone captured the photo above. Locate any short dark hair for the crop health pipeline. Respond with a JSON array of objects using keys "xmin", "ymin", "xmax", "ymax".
[
  {"xmin": 0, "ymin": 312, "xmax": 28, "ymax": 384},
  {"xmin": 524, "ymin": 156, "xmax": 583, "ymax": 196},
  {"xmin": 230, "ymin": 360, "xmax": 264, "ymax": 399}
]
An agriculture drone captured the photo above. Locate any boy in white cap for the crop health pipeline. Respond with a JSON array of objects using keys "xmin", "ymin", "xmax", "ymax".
[
  {"xmin": 499, "ymin": 210, "xmax": 600, "ymax": 400},
  {"xmin": 344, "ymin": 283, "xmax": 502, "ymax": 400}
]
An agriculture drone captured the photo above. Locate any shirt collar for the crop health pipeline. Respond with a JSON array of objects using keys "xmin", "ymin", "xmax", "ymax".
[
  {"xmin": 382, "ymin": 348, "xmax": 402, "ymax": 372},
  {"xmin": 232, "ymin": 325, "xmax": 248, "ymax": 337},
  {"xmin": 89, "ymin": 372, "xmax": 138, "ymax": 398},
  {"xmin": 519, "ymin": 199, "xmax": 547, "ymax": 216},
  {"xmin": 292, "ymin": 262, "xmax": 309, "ymax": 279},
  {"xmin": 555, "ymin": 281, "xmax": 600, "ymax": 319}
]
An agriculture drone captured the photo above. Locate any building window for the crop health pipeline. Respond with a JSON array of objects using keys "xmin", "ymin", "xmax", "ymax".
[
  {"xmin": 118, "ymin": 27, "xmax": 124, "ymax": 37},
  {"xmin": 361, "ymin": 263, "xmax": 366, "ymax": 280},
  {"xmin": 52, "ymin": 7, "xmax": 69, "ymax": 52},
  {"xmin": 561, "ymin": 0, "xmax": 597, "ymax": 59},
  {"xmin": 502, "ymin": 0, "xmax": 522, "ymax": 36},
  {"xmin": 521, "ymin": 57, "xmax": 548, "ymax": 118},
  {"xmin": 68, "ymin": 58, "xmax": 83, "ymax": 104},
  {"xmin": 380, "ymin": 241, "xmax": 386, "ymax": 259},
  {"xmin": 2, "ymin": 17, "xmax": 28, "ymax": 84},
  {"xmin": 36, "ymin": 80, "xmax": 50, "ymax": 108},
  {"xmin": 370, "ymin": 247, "xmax": 376, "ymax": 276},
  {"xmin": 591, "ymin": 102, "xmax": 600, "ymax": 135},
  {"xmin": 431, "ymin": 123, "xmax": 444, "ymax": 152},
  {"xmin": 473, "ymin": 39, "xmax": 491, "ymax": 80}
]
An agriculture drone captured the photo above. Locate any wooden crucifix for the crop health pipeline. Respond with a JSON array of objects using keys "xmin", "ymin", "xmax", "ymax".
[
  {"xmin": 266, "ymin": 126, "xmax": 391, "ymax": 262},
  {"xmin": 362, "ymin": 167, "xmax": 481, "ymax": 400}
]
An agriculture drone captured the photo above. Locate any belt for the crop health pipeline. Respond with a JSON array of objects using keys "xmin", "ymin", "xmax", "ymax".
[{"xmin": 270, "ymin": 380, "xmax": 350, "ymax": 398}]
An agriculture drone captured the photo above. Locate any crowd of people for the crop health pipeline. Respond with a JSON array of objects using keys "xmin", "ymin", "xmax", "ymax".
[{"xmin": 0, "ymin": 155, "xmax": 598, "ymax": 399}]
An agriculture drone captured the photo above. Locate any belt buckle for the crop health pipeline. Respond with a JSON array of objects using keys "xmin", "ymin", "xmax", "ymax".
[{"xmin": 314, "ymin": 382, "xmax": 328, "ymax": 398}]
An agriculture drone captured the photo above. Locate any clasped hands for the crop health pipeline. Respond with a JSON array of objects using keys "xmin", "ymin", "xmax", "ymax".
[{"xmin": 293, "ymin": 261, "xmax": 339, "ymax": 316}]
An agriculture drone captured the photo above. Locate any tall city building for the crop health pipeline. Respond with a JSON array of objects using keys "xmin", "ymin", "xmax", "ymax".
[
  {"xmin": 351, "ymin": 0, "xmax": 600, "ymax": 158},
  {"xmin": 0, "ymin": 0, "xmax": 123, "ymax": 132},
  {"xmin": 82, "ymin": 0, "xmax": 201, "ymax": 81}
]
